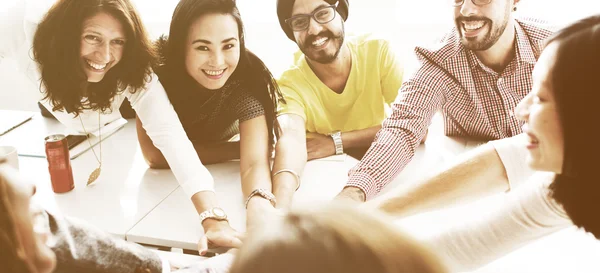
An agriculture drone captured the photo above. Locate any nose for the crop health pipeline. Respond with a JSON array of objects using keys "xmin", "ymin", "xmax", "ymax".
[
  {"xmin": 209, "ymin": 50, "xmax": 224, "ymax": 67},
  {"xmin": 460, "ymin": 0, "xmax": 478, "ymax": 17},
  {"xmin": 514, "ymin": 92, "xmax": 532, "ymax": 121},
  {"xmin": 307, "ymin": 17, "xmax": 324, "ymax": 36},
  {"xmin": 96, "ymin": 42, "xmax": 111, "ymax": 63}
]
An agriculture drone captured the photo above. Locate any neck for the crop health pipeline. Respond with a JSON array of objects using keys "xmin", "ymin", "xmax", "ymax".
[
  {"xmin": 474, "ymin": 19, "xmax": 517, "ymax": 73},
  {"xmin": 306, "ymin": 43, "xmax": 351, "ymax": 80}
]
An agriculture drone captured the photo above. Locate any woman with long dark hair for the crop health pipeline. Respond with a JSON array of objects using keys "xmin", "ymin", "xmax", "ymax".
[{"xmin": 136, "ymin": 0, "xmax": 284, "ymax": 240}]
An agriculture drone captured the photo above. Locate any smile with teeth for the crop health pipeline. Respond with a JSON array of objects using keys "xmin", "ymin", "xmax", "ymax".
[
  {"xmin": 463, "ymin": 21, "xmax": 485, "ymax": 31},
  {"xmin": 312, "ymin": 37, "xmax": 328, "ymax": 47},
  {"xmin": 86, "ymin": 60, "xmax": 108, "ymax": 71},
  {"xmin": 203, "ymin": 69, "xmax": 225, "ymax": 76}
]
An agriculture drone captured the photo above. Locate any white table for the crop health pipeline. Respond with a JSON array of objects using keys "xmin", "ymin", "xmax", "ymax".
[
  {"xmin": 5, "ymin": 113, "xmax": 600, "ymax": 272},
  {"xmin": 4, "ymin": 114, "xmax": 180, "ymax": 238}
]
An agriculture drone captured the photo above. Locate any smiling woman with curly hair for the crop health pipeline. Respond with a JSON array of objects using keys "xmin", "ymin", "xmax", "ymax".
[{"xmin": 32, "ymin": 0, "xmax": 155, "ymax": 114}]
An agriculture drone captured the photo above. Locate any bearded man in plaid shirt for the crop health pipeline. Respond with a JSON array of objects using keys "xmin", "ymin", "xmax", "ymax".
[{"xmin": 338, "ymin": 0, "xmax": 555, "ymax": 202}]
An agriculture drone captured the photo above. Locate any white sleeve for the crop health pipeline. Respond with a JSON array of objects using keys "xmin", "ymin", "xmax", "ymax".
[
  {"xmin": 127, "ymin": 74, "xmax": 215, "ymax": 198},
  {"xmin": 160, "ymin": 255, "xmax": 171, "ymax": 273},
  {"xmin": 490, "ymin": 134, "xmax": 535, "ymax": 190},
  {"xmin": 428, "ymin": 174, "xmax": 572, "ymax": 272}
]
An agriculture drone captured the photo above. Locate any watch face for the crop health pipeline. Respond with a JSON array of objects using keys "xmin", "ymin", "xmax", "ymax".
[{"xmin": 212, "ymin": 207, "xmax": 226, "ymax": 218}]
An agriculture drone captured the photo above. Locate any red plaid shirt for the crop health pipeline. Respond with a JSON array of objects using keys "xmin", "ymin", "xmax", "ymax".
[{"xmin": 347, "ymin": 19, "xmax": 555, "ymax": 200}]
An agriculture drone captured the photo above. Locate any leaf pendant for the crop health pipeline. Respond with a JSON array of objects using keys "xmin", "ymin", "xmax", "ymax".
[{"xmin": 87, "ymin": 167, "xmax": 101, "ymax": 186}]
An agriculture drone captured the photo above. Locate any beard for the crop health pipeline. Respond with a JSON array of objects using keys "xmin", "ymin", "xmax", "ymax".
[
  {"xmin": 298, "ymin": 26, "xmax": 345, "ymax": 64},
  {"xmin": 455, "ymin": 14, "xmax": 509, "ymax": 51}
]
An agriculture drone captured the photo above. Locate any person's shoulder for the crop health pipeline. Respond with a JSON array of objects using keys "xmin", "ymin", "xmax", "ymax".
[
  {"xmin": 346, "ymin": 32, "xmax": 394, "ymax": 52},
  {"xmin": 412, "ymin": 27, "xmax": 463, "ymax": 67},
  {"xmin": 277, "ymin": 58, "xmax": 308, "ymax": 89},
  {"xmin": 516, "ymin": 17, "xmax": 557, "ymax": 43},
  {"xmin": 348, "ymin": 33, "xmax": 390, "ymax": 45}
]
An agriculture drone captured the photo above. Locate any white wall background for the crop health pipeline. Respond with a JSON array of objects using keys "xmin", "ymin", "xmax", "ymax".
[{"xmin": 1, "ymin": 0, "xmax": 599, "ymax": 111}]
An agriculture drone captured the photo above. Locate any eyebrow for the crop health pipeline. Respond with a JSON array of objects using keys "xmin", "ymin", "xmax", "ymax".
[
  {"xmin": 192, "ymin": 37, "xmax": 238, "ymax": 45},
  {"xmin": 82, "ymin": 29, "xmax": 126, "ymax": 40}
]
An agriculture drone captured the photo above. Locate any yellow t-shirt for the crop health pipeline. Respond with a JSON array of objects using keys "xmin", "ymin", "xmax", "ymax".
[{"xmin": 277, "ymin": 34, "xmax": 403, "ymax": 135}]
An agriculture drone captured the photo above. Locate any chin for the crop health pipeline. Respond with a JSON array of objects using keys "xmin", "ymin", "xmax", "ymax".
[{"xmin": 87, "ymin": 77, "xmax": 104, "ymax": 83}]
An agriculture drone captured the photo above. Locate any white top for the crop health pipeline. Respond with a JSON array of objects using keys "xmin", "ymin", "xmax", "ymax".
[
  {"xmin": 1, "ymin": 0, "xmax": 214, "ymax": 198},
  {"xmin": 430, "ymin": 134, "xmax": 573, "ymax": 271}
]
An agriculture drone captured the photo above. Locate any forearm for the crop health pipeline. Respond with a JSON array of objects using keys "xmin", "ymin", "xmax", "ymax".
[
  {"xmin": 428, "ymin": 177, "xmax": 571, "ymax": 271},
  {"xmin": 271, "ymin": 136, "xmax": 307, "ymax": 209},
  {"xmin": 240, "ymin": 162, "xmax": 272, "ymax": 199},
  {"xmin": 194, "ymin": 141, "xmax": 240, "ymax": 165},
  {"xmin": 367, "ymin": 143, "xmax": 509, "ymax": 217},
  {"xmin": 136, "ymin": 116, "xmax": 239, "ymax": 168},
  {"xmin": 341, "ymin": 125, "xmax": 381, "ymax": 149},
  {"xmin": 190, "ymin": 191, "xmax": 227, "ymax": 231}
]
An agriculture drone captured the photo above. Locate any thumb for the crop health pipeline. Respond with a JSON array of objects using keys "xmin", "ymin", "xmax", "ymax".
[{"xmin": 198, "ymin": 234, "xmax": 208, "ymax": 256}]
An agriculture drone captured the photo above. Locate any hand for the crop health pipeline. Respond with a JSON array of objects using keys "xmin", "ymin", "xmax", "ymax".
[
  {"xmin": 335, "ymin": 186, "xmax": 366, "ymax": 203},
  {"xmin": 245, "ymin": 197, "xmax": 283, "ymax": 231},
  {"xmin": 198, "ymin": 220, "xmax": 243, "ymax": 256},
  {"xmin": 306, "ymin": 133, "xmax": 335, "ymax": 160}
]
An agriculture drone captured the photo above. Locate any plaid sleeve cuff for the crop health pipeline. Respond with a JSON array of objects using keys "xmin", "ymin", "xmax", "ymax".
[{"xmin": 346, "ymin": 171, "xmax": 379, "ymax": 201}]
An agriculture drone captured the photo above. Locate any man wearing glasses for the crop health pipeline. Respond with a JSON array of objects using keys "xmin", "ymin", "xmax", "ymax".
[
  {"xmin": 271, "ymin": 0, "xmax": 404, "ymax": 208},
  {"xmin": 339, "ymin": 0, "xmax": 555, "ymax": 202}
]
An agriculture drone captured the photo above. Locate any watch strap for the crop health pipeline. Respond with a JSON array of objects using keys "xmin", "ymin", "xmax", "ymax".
[
  {"xmin": 199, "ymin": 207, "xmax": 228, "ymax": 224},
  {"xmin": 330, "ymin": 131, "xmax": 344, "ymax": 155}
]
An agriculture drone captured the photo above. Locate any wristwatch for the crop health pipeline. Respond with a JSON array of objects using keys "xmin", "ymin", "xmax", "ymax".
[
  {"xmin": 199, "ymin": 207, "xmax": 228, "ymax": 224},
  {"xmin": 329, "ymin": 131, "xmax": 344, "ymax": 155},
  {"xmin": 245, "ymin": 188, "xmax": 277, "ymax": 208}
]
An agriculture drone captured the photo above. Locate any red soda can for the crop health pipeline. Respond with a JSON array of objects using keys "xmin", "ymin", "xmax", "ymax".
[{"xmin": 44, "ymin": 134, "xmax": 75, "ymax": 193}]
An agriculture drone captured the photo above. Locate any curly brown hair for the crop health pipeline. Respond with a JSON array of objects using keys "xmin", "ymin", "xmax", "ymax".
[{"xmin": 33, "ymin": 0, "xmax": 157, "ymax": 115}]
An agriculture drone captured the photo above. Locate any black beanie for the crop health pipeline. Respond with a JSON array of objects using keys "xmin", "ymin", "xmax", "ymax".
[{"xmin": 277, "ymin": 0, "xmax": 349, "ymax": 41}]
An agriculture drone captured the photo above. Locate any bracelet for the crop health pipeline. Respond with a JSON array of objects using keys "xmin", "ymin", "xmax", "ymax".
[
  {"xmin": 272, "ymin": 168, "xmax": 301, "ymax": 191},
  {"xmin": 245, "ymin": 188, "xmax": 277, "ymax": 209}
]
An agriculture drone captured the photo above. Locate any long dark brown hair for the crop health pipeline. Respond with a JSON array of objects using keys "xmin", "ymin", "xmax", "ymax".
[
  {"xmin": 157, "ymin": 0, "xmax": 284, "ymax": 144},
  {"xmin": 546, "ymin": 15, "xmax": 600, "ymax": 239},
  {"xmin": 33, "ymin": 0, "xmax": 156, "ymax": 115}
]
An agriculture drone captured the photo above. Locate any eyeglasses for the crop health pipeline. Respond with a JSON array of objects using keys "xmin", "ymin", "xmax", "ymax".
[
  {"xmin": 452, "ymin": 0, "xmax": 493, "ymax": 7},
  {"xmin": 285, "ymin": 4, "xmax": 337, "ymax": 32}
]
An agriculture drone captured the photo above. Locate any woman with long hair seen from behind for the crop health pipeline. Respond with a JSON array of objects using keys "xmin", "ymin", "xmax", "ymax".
[
  {"xmin": 5, "ymin": 0, "xmax": 230, "ymax": 255},
  {"xmin": 136, "ymin": 0, "xmax": 284, "ymax": 244},
  {"xmin": 229, "ymin": 203, "xmax": 447, "ymax": 273}
]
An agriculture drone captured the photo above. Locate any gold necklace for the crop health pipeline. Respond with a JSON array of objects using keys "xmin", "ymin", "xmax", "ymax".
[{"xmin": 78, "ymin": 112, "xmax": 102, "ymax": 185}]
